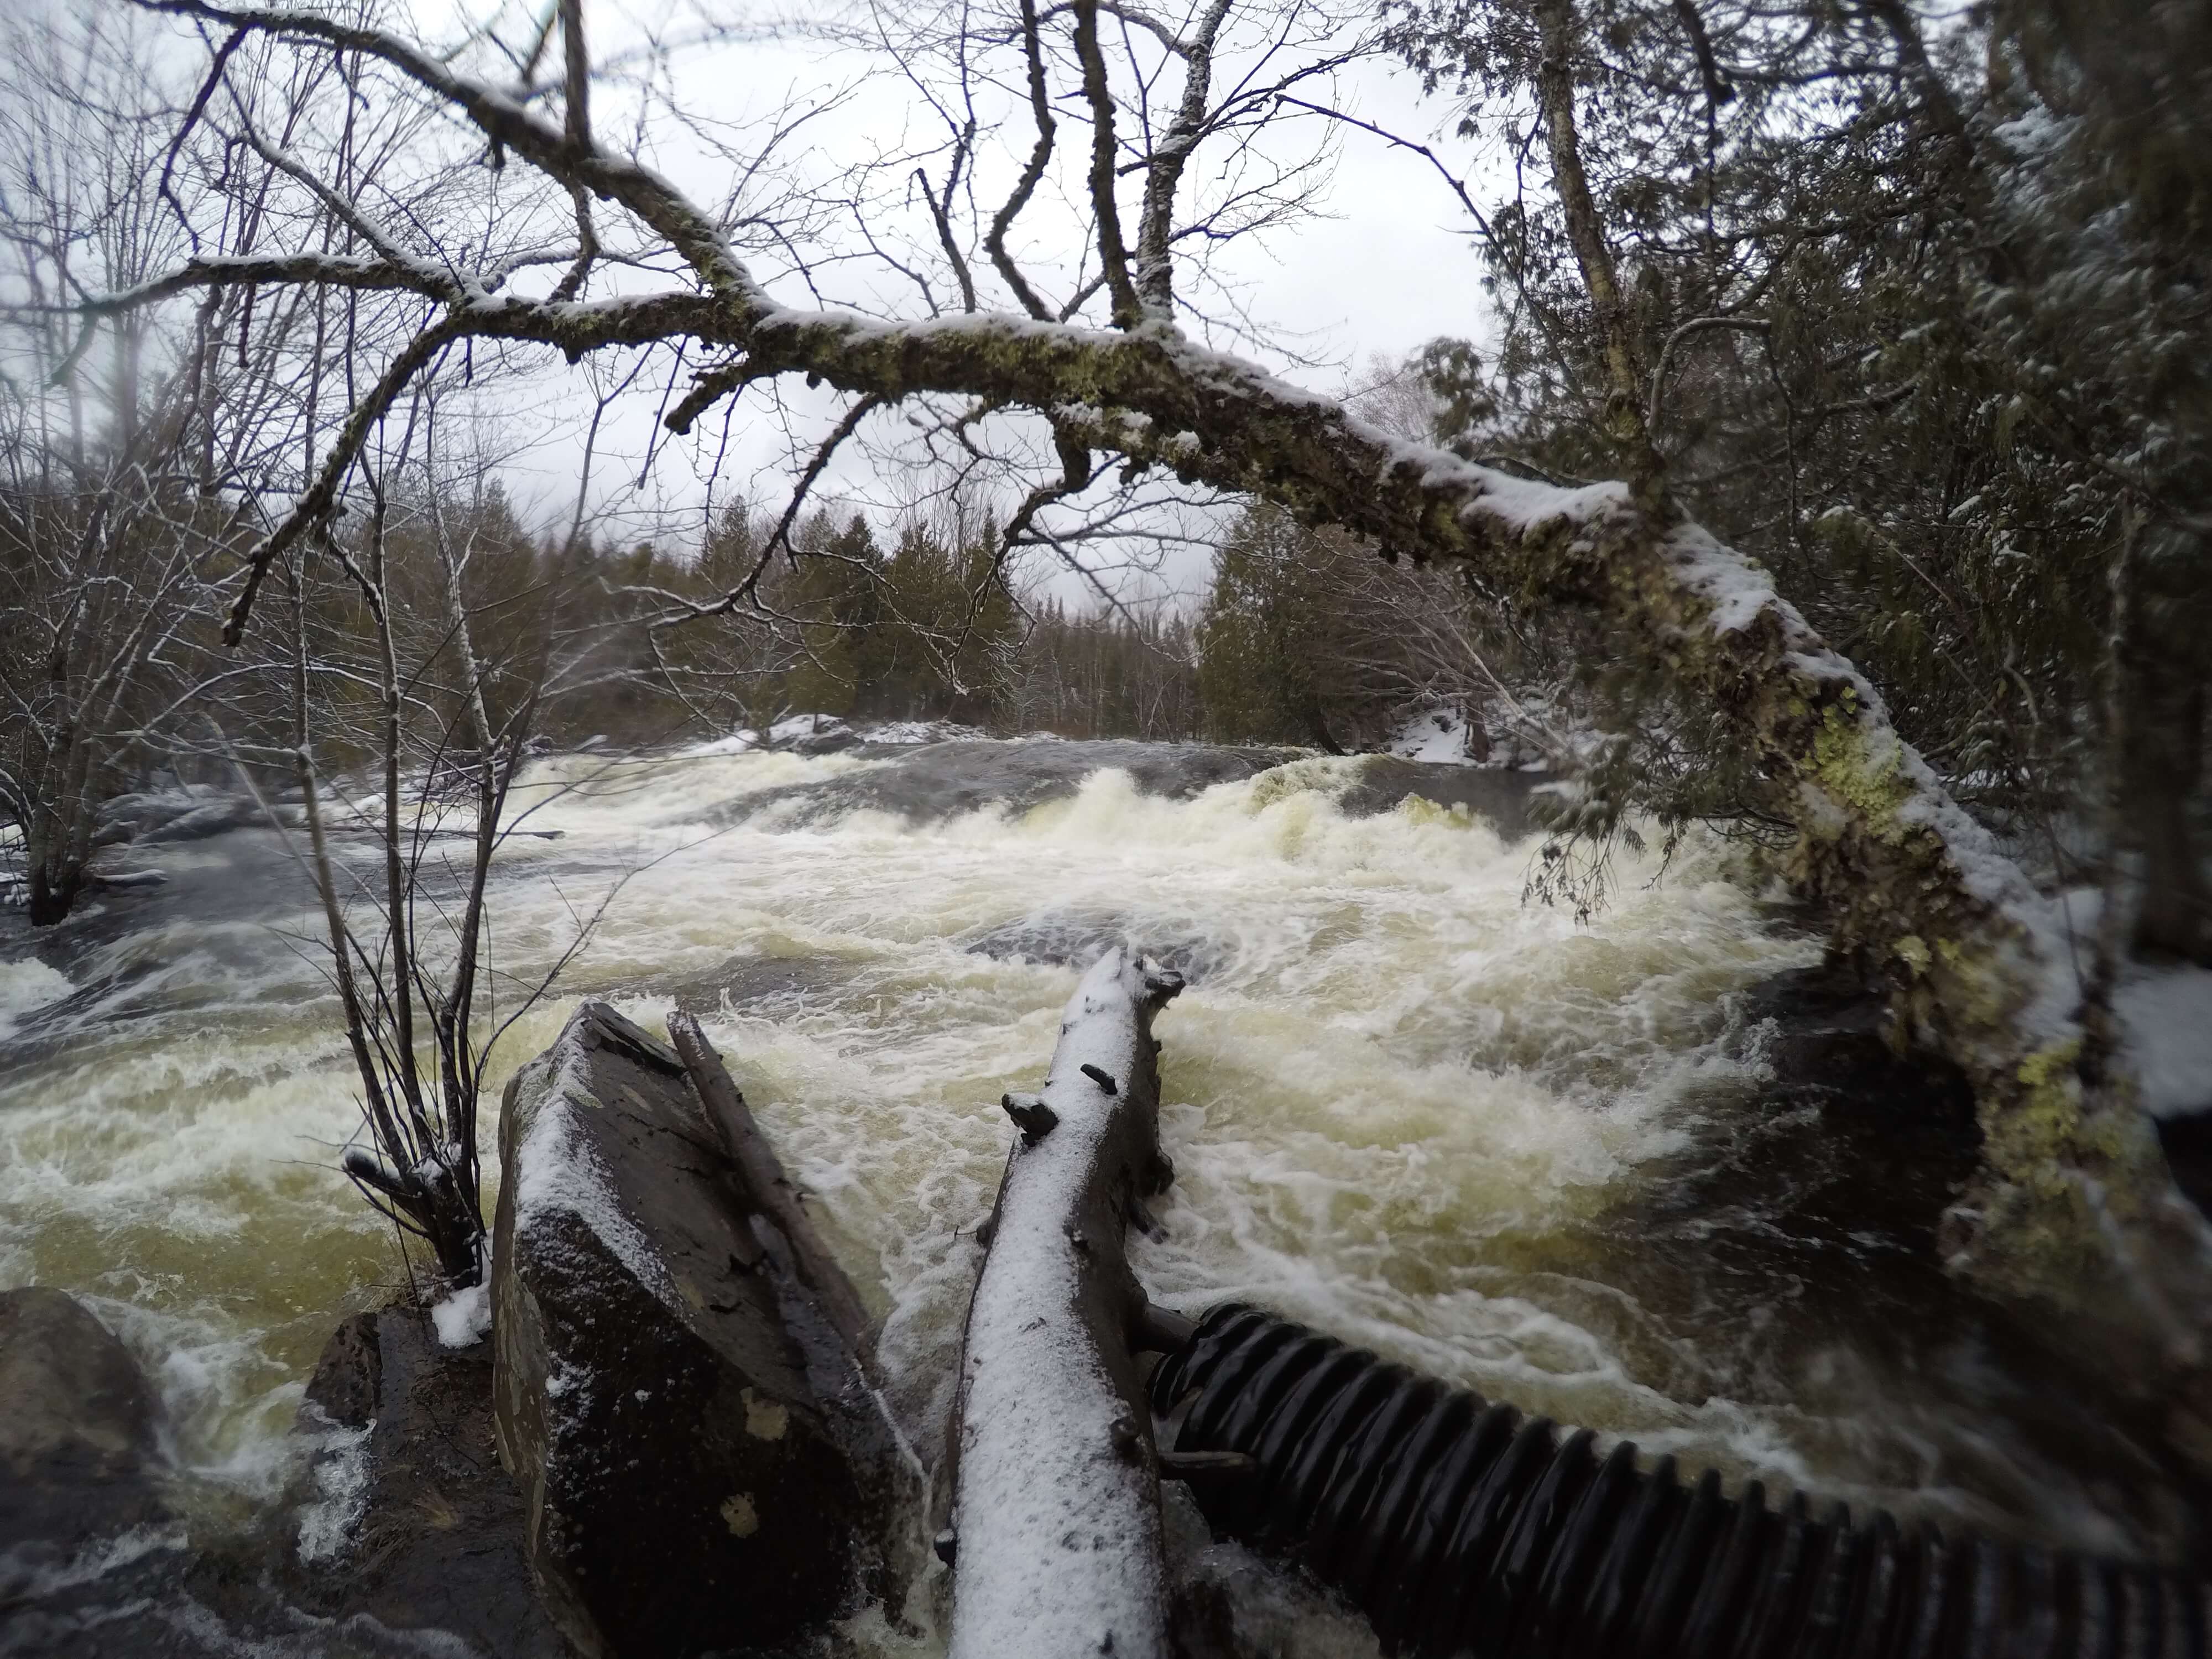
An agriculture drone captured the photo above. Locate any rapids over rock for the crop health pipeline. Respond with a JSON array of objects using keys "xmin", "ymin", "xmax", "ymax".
[{"xmin": 1, "ymin": 737, "xmax": 2203, "ymax": 1654}]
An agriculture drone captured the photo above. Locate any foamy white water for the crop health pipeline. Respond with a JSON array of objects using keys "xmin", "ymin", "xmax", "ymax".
[{"xmin": 0, "ymin": 740, "xmax": 2180, "ymax": 1637}]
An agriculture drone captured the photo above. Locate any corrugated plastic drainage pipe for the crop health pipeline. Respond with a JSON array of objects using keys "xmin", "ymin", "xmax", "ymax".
[{"xmin": 1150, "ymin": 1305, "xmax": 2209, "ymax": 1658}]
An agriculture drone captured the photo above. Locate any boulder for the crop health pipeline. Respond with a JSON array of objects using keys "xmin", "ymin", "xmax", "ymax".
[
  {"xmin": 0, "ymin": 1286, "xmax": 169, "ymax": 1566},
  {"xmin": 95, "ymin": 787, "xmax": 262, "ymax": 848},
  {"xmin": 1334, "ymin": 754, "xmax": 1550, "ymax": 838},
  {"xmin": 492, "ymin": 1001, "xmax": 901, "ymax": 1659},
  {"xmin": 284, "ymin": 1306, "xmax": 571, "ymax": 1658},
  {"xmin": 300, "ymin": 1310, "xmax": 382, "ymax": 1430}
]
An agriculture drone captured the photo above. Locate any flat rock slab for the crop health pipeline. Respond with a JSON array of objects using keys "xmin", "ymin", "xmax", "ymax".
[
  {"xmin": 492, "ymin": 1001, "xmax": 889, "ymax": 1659},
  {"xmin": 1332, "ymin": 755, "xmax": 1549, "ymax": 838}
]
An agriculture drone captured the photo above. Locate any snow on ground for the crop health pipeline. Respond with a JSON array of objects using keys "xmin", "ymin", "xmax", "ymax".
[
  {"xmin": 2117, "ymin": 964, "xmax": 2212, "ymax": 1119},
  {"xmin": 1386, "ymin": 703, "xmax": 1478, "ymax": 764},
  {"xmin": 431, "ymin": 1276, "xmax": 492, "ymax": 1349}
]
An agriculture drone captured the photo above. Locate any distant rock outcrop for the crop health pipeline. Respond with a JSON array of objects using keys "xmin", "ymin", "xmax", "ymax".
[
  {"xmin": 492, "ymin": 1001, "xmax": 908, "ymax": 1659},
  {"xmin": 95, "ymin": 786, "xmax": 264, "ymax": 848}
]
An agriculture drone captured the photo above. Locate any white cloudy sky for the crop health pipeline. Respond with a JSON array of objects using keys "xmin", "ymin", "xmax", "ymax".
[
  {"xmin": 15, "ymin": 0, "xmax": 1507, "ymax": 601},
  {"xmin": 389, "ymin": 0, "xmax": 1509, "ymax": 596}
]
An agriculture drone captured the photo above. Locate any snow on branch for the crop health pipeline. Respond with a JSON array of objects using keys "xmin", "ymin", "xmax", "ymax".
[{"xmin": 135, "ymin": 0, "xmax": 769, "ymax": 309}]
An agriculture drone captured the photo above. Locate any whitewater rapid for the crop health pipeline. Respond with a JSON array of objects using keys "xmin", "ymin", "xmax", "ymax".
[{"xmin": 0, "ymin": 740, "xmax": 2188, "ymax": 1641}]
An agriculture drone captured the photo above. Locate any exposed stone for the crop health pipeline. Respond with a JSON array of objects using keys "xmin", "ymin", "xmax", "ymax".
[
  {"xmin": 95, "ymin": 787, "xmax": 263, "ymax": 848},
  {"xmin": 301, "ymin": 1310, "xmax": 383, "ymax": 1430},
  {"xmin": 492, "ymin": 1001, "xmax": 898, "ymax": 1659},
  {"xmin": 0, "ymin": 1286, "xmax": 169, "ymax": 1564},
  {"xmin": 283, "ymin": 1306, "xmax": 571, "ymax": 1658},
  {"xmin": 708, "ymin": 738, "xmax": 1300, "ymax": 828},
  {"xmin": 1332, "ymin": 755, "xmax": 1548, "ymax": 838}
]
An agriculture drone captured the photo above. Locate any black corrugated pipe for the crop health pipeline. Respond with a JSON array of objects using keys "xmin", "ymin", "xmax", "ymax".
[{"xmin": 1149, "ymin": 1305, "xmax": 2210, "ymax": 1658}]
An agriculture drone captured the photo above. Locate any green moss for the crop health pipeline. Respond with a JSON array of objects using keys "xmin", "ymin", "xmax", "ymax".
[
  {"xmin": 1927, "ymin": 932, "xmax": 2026, "ymax": 1038},
  {"xmin": 1807, "ymin": 701, "xmax": 1914, "ymax": 831},
  {"xmin": 1984, "ymin": 1039, "xmax": 2136, "ymax": 1201},
  {"xmin": 1894, "ymin": 934, "xmax": 1931, "ymax": 975}
]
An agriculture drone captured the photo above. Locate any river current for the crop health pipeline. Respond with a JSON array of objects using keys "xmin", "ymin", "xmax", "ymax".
[{"xmin": 0, "ymin": 739, "xmax": 2197, "ymax": 1652}]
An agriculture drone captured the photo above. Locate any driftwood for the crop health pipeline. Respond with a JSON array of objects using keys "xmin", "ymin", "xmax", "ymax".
[{"xmin": 943, "ymin": 946, "xmax": 1188, "ymax": 1659}]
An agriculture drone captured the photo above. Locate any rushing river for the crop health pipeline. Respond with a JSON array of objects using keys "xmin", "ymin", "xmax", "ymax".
[{"xmin": 0, "ymin": 739, "xmax": 2198, "ymax": 1652}]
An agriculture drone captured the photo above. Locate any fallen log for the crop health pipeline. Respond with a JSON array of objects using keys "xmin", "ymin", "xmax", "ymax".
[{"xmin": 944, "ymin": 945, "xmax": 1187, "ymax": 1659}]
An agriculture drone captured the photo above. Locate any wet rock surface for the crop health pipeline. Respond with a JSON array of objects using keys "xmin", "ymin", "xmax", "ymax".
[
  {"xmin": 1331, "ymin": 755, "xmax": 1548, "ymax": 837},
  {"xmin": 279, "ymin": 1306, "xmax": 570, "ymax": 1658},
  {"xmin": 662, "ymin": 951, "xmax": 860, "ymax": 1019},
  {"xmin": 960, "ymin": 911, "xmax": 1229, "ymax": 983},
  {"xmin": 492, "ymin": 1001, "xmax": 894, "ymax": 1658},
  {"xmin": 95, "ymin": 786, "xmax": 266, "ymax": 849},
  {"xmin": 0, "ymin": 1287, "xmax": 170, "ymax": 1566},
  {"xmin": 713, "ymin": 738, "xmax": 1302, "ymax": 826},
  {"xmin": 301, "ymin": 1311, "xmax": 384, "ymax": 1431}
]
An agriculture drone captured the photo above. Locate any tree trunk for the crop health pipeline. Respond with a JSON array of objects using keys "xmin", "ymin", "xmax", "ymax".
[
  {"xmin": 2122, "ymin": 523, "xmax": 2212, "ymax": 966},
  {"xmin": 2128, "ymin": 675, "xmax": 2209, "ymax": 964},
  {"xmin": 25, "ymin": 858, "xmax": 81, "ymax": 928},
  {"xmin": 1533, "ymin": 0, "xmax": 1665, "ymax": 495},
  {"xmin": 943, "ymin": 946, "xmax": 1185, "ymax": 1659}
]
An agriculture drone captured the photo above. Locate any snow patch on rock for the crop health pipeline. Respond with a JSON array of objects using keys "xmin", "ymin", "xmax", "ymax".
[
  {"xmin": 430, "ymin": 1276, "xmax": 492, "ymax": 1350},
  {"xmin": 513, "ymin": 1046, "xmax": 678, "ymax": 1312},
  {"xmin": 854, "ymin": 719, "xmax": 990, "ymax": 745},
  {"xmin": 1385, "ymin": 703, "xmax": 1478, "ymax": 765}
]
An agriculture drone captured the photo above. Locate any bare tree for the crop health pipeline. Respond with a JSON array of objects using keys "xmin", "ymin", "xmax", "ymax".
[
  {"xmin": 268, "ymin": 404, "xmax": 596, "ymax": 1288},
  {"xmin": 0, "ymin": 11, "xmax": 262, "ymax": 920}
]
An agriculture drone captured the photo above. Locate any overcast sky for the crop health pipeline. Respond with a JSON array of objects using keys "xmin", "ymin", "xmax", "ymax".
[{"xmin": 398, "ymin": 0, "xmax": 1507, "ymax": 600}]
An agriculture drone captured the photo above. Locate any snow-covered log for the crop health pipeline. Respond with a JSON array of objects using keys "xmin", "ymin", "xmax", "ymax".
[{"xmin": 945, "ymin": 946, "xmax": 1185, "ymax": 1659}]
